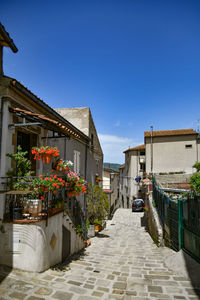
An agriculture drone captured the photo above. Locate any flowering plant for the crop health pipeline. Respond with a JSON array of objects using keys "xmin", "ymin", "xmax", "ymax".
[
  {"xmin": 32, "ymin": 174, "xmax": 65, "ymax": 194},
  {"xmin": 31, "ymin": 146, "xmax": 59, "ymax": 160},
  {"xmin": 56, "ymin": 159, "xmax": 73, "ymax": 171},
  {"xmin": 96, "ymin": 176, "xmax": 103, "ymax": 183},
  {"xmin": 65, "ymin": 170, "xmax": 87, "ymax": 197}
]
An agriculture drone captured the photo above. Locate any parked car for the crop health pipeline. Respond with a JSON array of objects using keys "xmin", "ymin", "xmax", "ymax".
[{"xmin": 132, "ymin": 199, "xmax": 145, "ymax": 212}]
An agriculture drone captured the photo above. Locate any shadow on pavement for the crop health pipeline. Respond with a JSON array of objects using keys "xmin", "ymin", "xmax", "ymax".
[
  {"xmin": 0, "ymin": 265, "xmax": 12, "ymax": 283},
  {"xmin": 96, "ymin": 233, "xmax": 110, "ymax": 238},
  {"xmin": 164, "ymin": 248, "xmax": 200, "ymax": 296},
  {"xmin": 140, "ymin": 213, "xmax": 146, "ymax": 227},
  {"xmin": 51, "ymin": 249, "xmax": 87, "ymax": 271}
]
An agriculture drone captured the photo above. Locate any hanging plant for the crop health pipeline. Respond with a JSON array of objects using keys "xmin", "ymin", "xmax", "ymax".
[{"xmin": 31, "ymin": 146, "xmax": 59, "ymax": 163}]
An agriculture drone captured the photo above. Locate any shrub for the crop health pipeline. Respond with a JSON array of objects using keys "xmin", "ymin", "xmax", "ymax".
[
  {"xmin": 193, "ymin": 162, "xmax": 200, "ymax": 172},
  {"xmin": 86, "ymin": 184, "xmax": 109, "ymax": 224},
  {"xmin": 190, "ymin": 172, "xmax": 200, "ymax": 194}
]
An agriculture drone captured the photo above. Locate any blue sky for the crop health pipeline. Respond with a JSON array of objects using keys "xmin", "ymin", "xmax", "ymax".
[{"xmin": 1, "ymin": 0, "xmax": 200, "ymax": 163}]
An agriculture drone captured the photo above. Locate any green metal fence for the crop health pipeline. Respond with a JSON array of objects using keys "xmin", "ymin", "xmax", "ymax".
[
  {"xmin": 153, "ymin": 177, "xmax": 179, "ymax": 251},
  {"xmin": 153, "ymin": 177, "xmax": 200, "ymax": 262},
  {"xmin": 182, "ymin": 195, "xmax": 200, "ymax": 263}
]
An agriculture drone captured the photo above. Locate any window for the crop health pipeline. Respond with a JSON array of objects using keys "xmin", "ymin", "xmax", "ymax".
[
  {"xmin": 185, "ymin": 144, "xmax": 192, "ymax": 149},
  {"xmin": 140, "ymin": 151, "xmax": 145, "ymax": 156},
  {"xmin": 140, "ymin": 163, "xmax": 145, "ymax": 171},
  {"xmin": 74, "ymin": 150, "xmax": 80, "ymax": 174}
]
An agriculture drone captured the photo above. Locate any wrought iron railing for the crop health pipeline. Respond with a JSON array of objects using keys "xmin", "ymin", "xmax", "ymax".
[{"xmin": 0, "ymin": 176, "xmax": 87, "ymax": 238}]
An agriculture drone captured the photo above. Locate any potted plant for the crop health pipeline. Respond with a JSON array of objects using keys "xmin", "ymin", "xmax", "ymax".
[
  {"xmin": 31, "ymin": 174, "xmax": 65, "ymax": 194},
  {"xmin": 31, "ymin": 146, "xmax": 59, "ymax": 164},
  {"xmin": 7, "ymin": 146, "xmax": 34, "ymax": 220},
  {"xmin": 65, "ymin": 170, "xmax": 87, "ymax": 197},
  {"xmin": 96, "ymin": 176, "xmax": 103, "ymax": 183},
  {"xmin": 55, "ymin": 159, "xmax": 73, "ymax": 171}
]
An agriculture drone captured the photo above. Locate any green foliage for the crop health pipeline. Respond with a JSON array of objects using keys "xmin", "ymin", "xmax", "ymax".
[
  {"xmin": 6, "ymin": 146, "xmax": 34, "ymax": 190},
  {"xmin": 86, "ymin": 184, "xmax": 109, "ymax": 224},
  {"xmin": 75, "ymin": 221, "xmax": 90, "ymax": 236},
  {"xmin": 193, "ymin": 162, "xmax": 200, "ymax": 172},
  {"xmin": 190, "ymin": 172, "xmax": 200, "ymax": 194},
  {"xmin": 103, "ymin": 162, "xmax": 122, "ymax": 171}
]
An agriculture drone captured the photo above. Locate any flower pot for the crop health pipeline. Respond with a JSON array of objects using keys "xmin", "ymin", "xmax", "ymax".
[
  {"xmin": 40, "ymin": 186, "xmax": 49, "ymax": 192},
  {"xmin": 28, "ymin": 199, "xmax": 42, "ymax": 218},
  {"xmin": 42, "ymin": 154, "xmax": 52, "ymax": 164},
  {"xmin": 88, "ymin": 225, "xmax": 95, "ymax": 238},
  {"xmin": 94, "ymin": 224, "xmax": 100, "ymax": 232},
  {"xmin": 67, "ymin": 191, "xmax": 73, "ymax": 197}
]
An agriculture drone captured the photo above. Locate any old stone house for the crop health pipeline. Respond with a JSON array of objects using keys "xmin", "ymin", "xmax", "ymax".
[
  {"xmin": 55, "ymin": 107, "xmax": 103, "ymax": 184},
  {"xmin": 119, "ymin": 128, "xmax": 200, "ymax": 205},
  {"xmin": 145, "ymin": 129, "xmax": 200, "ymax": 174},
  {"xmin": 103, "ymin": 167, "xmax": 119, "ymax": 217},
  {"xmin": 0, "ymin": 23, "xmax": 102, "ymax": 272},
  {"xmin": 119, "ymin": 145, "xmax": 145, "ymax": 207}
]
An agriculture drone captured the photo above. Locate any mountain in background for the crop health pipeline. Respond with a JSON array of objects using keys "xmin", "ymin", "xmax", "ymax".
[{"xmin": 103, "ymin": 162, "xmax": 123, "ymax": 171}]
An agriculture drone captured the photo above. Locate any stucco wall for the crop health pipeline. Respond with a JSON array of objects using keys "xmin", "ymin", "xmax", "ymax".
[
  {"xmin": 146, "ymin": 135, "xmax": 200, "ymax": 174},
  {"xmin": 0, "ymin": 212, "xmax": 84, "ymax": 272}
]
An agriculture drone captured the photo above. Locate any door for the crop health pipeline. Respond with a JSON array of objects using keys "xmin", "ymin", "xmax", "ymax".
[{"xmin": 62, "ymin": 225, "xmax": 71, "ymax": 261}]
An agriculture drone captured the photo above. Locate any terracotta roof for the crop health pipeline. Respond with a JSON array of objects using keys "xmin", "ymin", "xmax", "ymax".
[
  {"xmin": 124, "ymin": 144, "xmax": 145, "ymax": 153},
  {"xmin": 9, "ymin": 106, "xmax": 81, "ymax": 139},
  {"xmin": 0, "ymin": 23, "xmax": 18, "ymax": 53},
  {"xmin": 144, "ymin": 129, "xmax": 198, "ymax": 137},
  {"xmin": 119, "ymin": 165, "xmax": 125, "ymax": 169}
]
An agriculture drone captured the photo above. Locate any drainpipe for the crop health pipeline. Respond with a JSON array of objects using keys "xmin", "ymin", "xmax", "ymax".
[
  {"xmin": 0, "ymin": 98, "xmax": 3, "ymax": 172},
  {"xmin": 83, "ymin": 142, "xmax": 88, "ymax": 240},
  {"xmin": 197, "ymin": 120, "xmax": 200, "ymax": 162},
  {"xmin": 0, "ymin": 45, "xmax": 3, "ymax": 77}
]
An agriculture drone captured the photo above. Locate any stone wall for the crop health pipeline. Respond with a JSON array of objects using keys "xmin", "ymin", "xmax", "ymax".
[{"xmin": 145, "ymin": 193, "xmax": 163, "ymax": 246}]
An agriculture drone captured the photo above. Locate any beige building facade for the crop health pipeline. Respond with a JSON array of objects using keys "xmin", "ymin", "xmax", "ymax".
[
  {"xmin": 119, "ymin": 144, "xmax": 145, "ymax": 207},
  {"xmin": 103, "ymin": 167, "xmax": 119, "ymax": 217},
  {"xmin": 55, "ymin": 107, "xmax": 103, "ymax": 185},
  {"xmin": 145, "ymin": 129, "xmax": 200, "ymax": 174}
]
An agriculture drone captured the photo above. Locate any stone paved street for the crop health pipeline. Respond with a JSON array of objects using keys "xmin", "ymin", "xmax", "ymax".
[{"xmin": 0, "ymin": 208, "xmax": 200, "ymax": 300}]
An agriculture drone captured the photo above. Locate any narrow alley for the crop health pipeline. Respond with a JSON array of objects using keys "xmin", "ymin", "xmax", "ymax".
[{"xmin": 0, "ymin": 209, "xmax": 200, "ymax": 300}]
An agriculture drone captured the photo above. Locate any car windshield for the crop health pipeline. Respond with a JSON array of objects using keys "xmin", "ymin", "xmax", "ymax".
[{"xmin": 133, "ymin": 200, "xmax": 143, "ymax": 205}]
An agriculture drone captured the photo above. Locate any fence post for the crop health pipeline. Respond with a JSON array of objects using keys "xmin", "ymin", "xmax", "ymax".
[{"xmin": 178, "ymin": 199, "xmax": 183, "ymax": 250}]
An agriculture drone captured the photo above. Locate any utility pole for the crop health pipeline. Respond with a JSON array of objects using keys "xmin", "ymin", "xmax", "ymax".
[
  {"xmin": 150, "ymin": 126, "xmax": 153, "ymax": 173},
  {"xmin": 197, "ymin": 119, "xmax": 200, "ymax": 162}
]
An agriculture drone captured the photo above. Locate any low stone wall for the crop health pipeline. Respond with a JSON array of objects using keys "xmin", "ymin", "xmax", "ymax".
[
  {"xmin": 145, "ymin": 193, "xmax": 163, "ymax": 246},
  {"xmin": 155, "ymin": 174, "xmax": 191, "ymax": 185},
  {"xmin": 0, "ymin": 212, "xmax": 85, "ymax": 272}
]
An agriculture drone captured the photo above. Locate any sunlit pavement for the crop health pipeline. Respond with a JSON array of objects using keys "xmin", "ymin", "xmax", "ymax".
[{"xmin": 0, "ymin": 208, "xmax": 200, "ymax": 300}]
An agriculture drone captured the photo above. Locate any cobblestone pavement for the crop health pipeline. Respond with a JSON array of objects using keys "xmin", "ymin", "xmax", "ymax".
[{"xmin": 0, "ymin": 208, "xmax": 200, "ymax": 300}]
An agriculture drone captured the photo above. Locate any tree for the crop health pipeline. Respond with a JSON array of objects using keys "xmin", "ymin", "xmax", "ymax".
[
  {"xmin": 86, "ymin": 184, "xmax": 109, "ymax": 224},
  {"xmin": 190, "ymin": 162, "xmax": 200, "ymax": 195}
]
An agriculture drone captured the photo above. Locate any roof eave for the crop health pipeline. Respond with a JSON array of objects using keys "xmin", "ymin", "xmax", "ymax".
[
  {"xmin": 0, "ymin": 23, "xmax": 18, "ymax": 53},
  {"xmin": 9, "ymin": 79, "xmax": 89, "ymax": 142}
]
